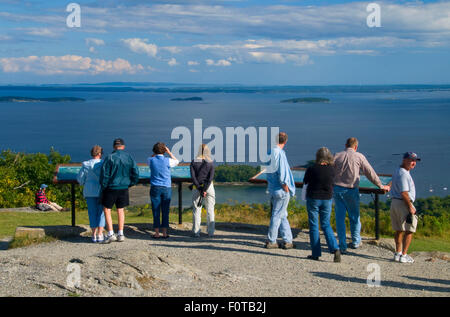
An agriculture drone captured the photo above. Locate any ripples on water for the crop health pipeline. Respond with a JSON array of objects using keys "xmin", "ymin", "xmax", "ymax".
[{"xmin": 1, "ymin": 88, "xmax": 449, "ymax": 200}]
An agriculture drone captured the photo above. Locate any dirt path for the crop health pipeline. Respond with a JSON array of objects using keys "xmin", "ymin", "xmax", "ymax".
[{"xmin": 0, "ymin": 222, "xmax": 448, "ymax": 297}]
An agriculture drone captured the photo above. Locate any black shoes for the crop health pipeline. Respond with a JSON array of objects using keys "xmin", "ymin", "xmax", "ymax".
[
  {"xmin": 307, "ymin": 255, "xmax": 320, "ymax": 261},
  {"xmin": 333, "ymin": 250, "xmax": 341, "ymax": 263}
]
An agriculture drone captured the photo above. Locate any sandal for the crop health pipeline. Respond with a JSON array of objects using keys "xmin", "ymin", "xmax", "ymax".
[{"xmin": 152, "ymin": 234, "xmax": 161, "ymax": 239}]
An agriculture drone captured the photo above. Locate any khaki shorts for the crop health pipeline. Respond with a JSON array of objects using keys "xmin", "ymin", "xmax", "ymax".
[{"xmin": 390, "ymin": 199, "xmax": 418, "ymax": 233}]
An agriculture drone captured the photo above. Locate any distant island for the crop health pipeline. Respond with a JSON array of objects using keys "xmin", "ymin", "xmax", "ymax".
[
  {"xmin": 0, "ymin": 96, "xmax": 85, "ymax": 103},
  {"xmin": 170, "ymin": 97, "xmax": 203, "ymax": 101},
  {"xmin": 281, "ymin": 97, "xmax": 330, "ymax": 103}
]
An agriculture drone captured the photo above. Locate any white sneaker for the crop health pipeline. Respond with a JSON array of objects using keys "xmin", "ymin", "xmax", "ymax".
[
  {"xmin": 400, "ymin": 254, "xmax": 415, "ymax": 263},
  {"xmin": 394, "ymin": 253, "xmax": 402, "ymax": 262},
  {"xmin": 92, "ymin": 236, "xmax": 97, "ymax": 243},
  {"xmin": 117, "ymin": 234, "xmax": 125, "ymax": 242},
  {"xmin": 101, "ymin": 233, "xmax": 117, "ymax": 244},
  {"xmin": 97, "ymin": 235, "xmax": 104, "ymax": 243}
]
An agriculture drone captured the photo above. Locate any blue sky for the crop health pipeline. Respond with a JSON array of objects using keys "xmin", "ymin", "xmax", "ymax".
[{"xmin": 0, "ymin": 0, "xmax": 449, "ymax": 85}]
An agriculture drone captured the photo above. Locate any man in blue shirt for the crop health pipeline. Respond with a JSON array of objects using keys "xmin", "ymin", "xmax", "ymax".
[
  {"xmin": 389, "ymin": 152, "xmax": 420, "ymax": 264},
  {"xmin": 265, "ymin": 132, "xmax": 296, "ymax": 249}
]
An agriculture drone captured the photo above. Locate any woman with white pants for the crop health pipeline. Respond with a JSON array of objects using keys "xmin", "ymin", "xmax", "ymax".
[{"xmin": 190, "ymin": 144, "xmax": 215, "ymax": 237}]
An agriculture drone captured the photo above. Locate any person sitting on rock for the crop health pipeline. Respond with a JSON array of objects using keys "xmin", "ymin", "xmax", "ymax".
[{"xmin": 35, "ymin": 184, "xmax": 63, "ymax": 211}]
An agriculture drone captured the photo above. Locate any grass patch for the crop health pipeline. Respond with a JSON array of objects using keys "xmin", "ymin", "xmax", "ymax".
[
  {"xmin": 409, "ymin": 237, "xmax": 450, "ymax": 253},
  {"xmin": 0, "ymin": 207, "xmax": 191, "ymax": 239},
  {"xmin": 8, "ymin": 235, "xmax": 57, "ymax": 249}
]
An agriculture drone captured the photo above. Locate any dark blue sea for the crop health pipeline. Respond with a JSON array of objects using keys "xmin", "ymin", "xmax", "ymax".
[{"xmin": 1, "ymin": 86, "xmax": 449, "ymax": 203}]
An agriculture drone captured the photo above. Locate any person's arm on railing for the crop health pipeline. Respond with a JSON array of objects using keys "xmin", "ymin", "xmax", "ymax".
[{"xmin": 360, "ymin": 155, "xmax": 388, "ymax": 190}]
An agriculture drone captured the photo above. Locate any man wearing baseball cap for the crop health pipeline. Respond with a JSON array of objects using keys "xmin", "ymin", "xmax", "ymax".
[
  {"xmin": 99, "ymin": 138, "xmax": 139, "ymax": 243},
  {"xmin": 389, "ymin": 152, "xmax": 421, "ymax": 263}
]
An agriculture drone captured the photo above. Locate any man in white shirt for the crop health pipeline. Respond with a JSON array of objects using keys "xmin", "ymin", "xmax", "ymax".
[{"xmin": 389, "ymin": 152, "xmax": 420, "ymax": 264}]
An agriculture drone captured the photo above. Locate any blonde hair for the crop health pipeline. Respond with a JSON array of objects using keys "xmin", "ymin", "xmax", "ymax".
[
  {"xmin": 90, "ymin": 145, "xmax": 103, "ymax": 158},
  {"xmin": 196, "ymin": 144, "xmax": 212, "ymax": 162}
]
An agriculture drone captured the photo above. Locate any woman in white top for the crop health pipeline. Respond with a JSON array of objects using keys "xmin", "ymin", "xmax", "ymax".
[{"xmin": 77, "ymin": 145, "xmax": 105, "ymax": 243}]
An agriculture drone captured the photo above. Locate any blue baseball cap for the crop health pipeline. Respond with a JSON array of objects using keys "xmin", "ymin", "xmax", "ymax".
[
  {"xmin": 403, "ymin": 152, "xmax": 421, "ymax": 161},
  {"xmin": 40, "ymin": 184, "xmax": 48, "ymax": 189}
]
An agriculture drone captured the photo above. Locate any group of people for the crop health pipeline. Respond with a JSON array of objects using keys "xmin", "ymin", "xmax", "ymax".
[
  {"xmin": 37, "ymin": 134, "xmax": 420, "ymax": 264},
  {"xmin": 74, "ymin": 138, "xmax": 216, "ymax": 244},
  {"xmin": 266, "ymin": 133, "xmax": 419, "ymax": 264}
]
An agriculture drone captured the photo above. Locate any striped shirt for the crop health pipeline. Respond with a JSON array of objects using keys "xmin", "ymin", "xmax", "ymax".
[{"xmin": 35, "ymin": 190, "xmax": 49, "ymax": 205}]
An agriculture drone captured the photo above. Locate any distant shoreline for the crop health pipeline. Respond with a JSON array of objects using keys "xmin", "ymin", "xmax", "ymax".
[
  {"xmin": 170, "ymin": 96, "xmax": 203, "ymax": 101},
  {"xmin": 0, "ymin": 96, "xmax": 85, "ymax": 103},
  {"xmin": 281, "ymin": 97, "xmax": 330, "ymax": 103},
  {"xmin": 1, "ymin": 84, "xmax": 449, "ymax": 94}
]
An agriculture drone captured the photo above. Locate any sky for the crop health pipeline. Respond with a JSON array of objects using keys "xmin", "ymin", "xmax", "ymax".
[{"xmin": 0, "ymin": 0, "xmax": 449, "ymax": 85}]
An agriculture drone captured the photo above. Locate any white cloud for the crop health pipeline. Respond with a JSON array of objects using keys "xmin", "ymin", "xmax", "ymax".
[
  {"xmin": 15, "ymin": 27, "xmax": 61, "ymax": 38},
  {"xmin": 75, "ymin": 2, "xmax": 450, "ymax": 46},
  {"xmin": 85, "ymin": 38, "xmax": 105, "ymax": 46},
  {"xmin": 121, "ymin": 38, "xmax": 158, "ymax": 57},
  {"xmin": 160, "ymin": 46, "xmax": 182, "ymax": 54},
  {"xmin": 168, "ymin": 57, "xmax": 178, "ymax": 66},
  {"xmin": 0, "ymin": 55, "xmax": 145, "ymax": 75},
  {"xmin": 205, "ymin": 58, "xmax": 232, "ymax": 66},
  {"xmin": 188, "ymin": 61, "xmax": 199, "ymax": 66}
]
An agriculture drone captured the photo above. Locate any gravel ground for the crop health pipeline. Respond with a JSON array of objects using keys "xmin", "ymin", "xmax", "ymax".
[{"xmin": 0, "ymin": 222, "xmax": 449, "ymax": 297}]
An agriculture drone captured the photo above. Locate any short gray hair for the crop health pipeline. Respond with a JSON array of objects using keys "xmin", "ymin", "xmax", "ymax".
[{"xmin": 316, "ymin": 147, "xmax": 334, "ymax": 165}]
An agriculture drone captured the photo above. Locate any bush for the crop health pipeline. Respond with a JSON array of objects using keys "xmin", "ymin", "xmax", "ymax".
[
  {"xmin": 0, "ymin": 149, "xmax": 85, "ymax": 209},
  {"xmin": 214, "ymin": 164, "xmax": 260, "ymax": 182}
]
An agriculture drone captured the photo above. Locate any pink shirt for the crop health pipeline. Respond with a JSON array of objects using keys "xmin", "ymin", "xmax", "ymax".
[{"xmin": 333, "ymin": 148, "xmax": 382, "ymax": 189}]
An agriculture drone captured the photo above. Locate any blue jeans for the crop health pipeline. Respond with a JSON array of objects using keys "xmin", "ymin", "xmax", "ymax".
[
  {"xmin": 150, "ymin": 186, "xmax": 171, "ymax": 229},
  {"xmin": 86, "ymin": 197, "xmax": 105, "ymax": 228},
  {"xmin": 306, "ymin": 198, "xmax": 339, "ymax": 257},
  {"xmin": 267, "ymin": 190, "xmax": 293, "ymax": 243},
  {"xmin": 333, "ymin": 186, "xmax": 361, "ymax": 251}
]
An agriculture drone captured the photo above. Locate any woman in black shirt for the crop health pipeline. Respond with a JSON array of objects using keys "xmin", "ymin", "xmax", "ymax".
[
  {"xmin": 303, "ymin": 147, "xmax": 341, "ymax": 262},
  {"xmin": 190, "ymin": 144, "xmax": 215, "ymax": 237}
]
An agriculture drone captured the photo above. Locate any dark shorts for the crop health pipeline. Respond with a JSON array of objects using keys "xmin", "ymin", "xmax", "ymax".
[{"xmin": 102, "ymin": 188, "xmax": 129, "ymax": 209}]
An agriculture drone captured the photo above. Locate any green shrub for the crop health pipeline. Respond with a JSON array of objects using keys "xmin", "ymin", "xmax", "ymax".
[
  {"xmin": 0, "ymin": 149, "xmax": 85, "ymax": 209},
  {"xmin": 214, "ymin": 164, "xmax": 260, "ymax": 182}
]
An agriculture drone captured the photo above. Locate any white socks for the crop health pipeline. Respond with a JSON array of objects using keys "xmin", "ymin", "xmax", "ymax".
[{"xmin": 106, "ymin": 230, "xmax": 123, "ymax": 236}]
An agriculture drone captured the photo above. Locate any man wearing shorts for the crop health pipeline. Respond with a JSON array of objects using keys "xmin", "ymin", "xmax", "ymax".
[
  {"xmin": 100, "ymin": 138, "xmax": 139, "ymax": 243},
  {"xmin": 389, "ymin": 152, "xmax": 420, "ymax": 263}
]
